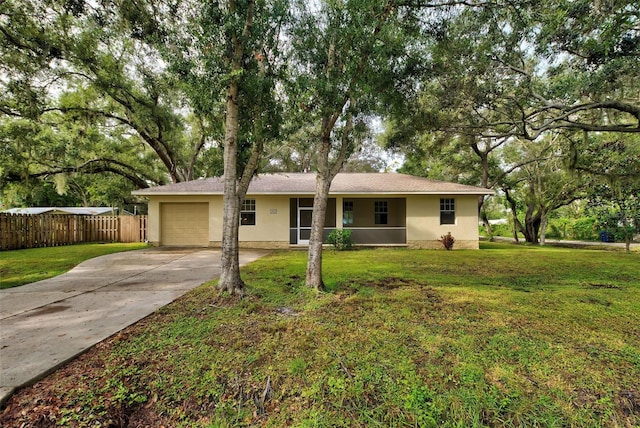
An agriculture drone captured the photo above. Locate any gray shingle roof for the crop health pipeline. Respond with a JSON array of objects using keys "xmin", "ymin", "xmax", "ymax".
[{"xmin": 132, "ymin": 173, "xmax": 494, "ymax": 196}]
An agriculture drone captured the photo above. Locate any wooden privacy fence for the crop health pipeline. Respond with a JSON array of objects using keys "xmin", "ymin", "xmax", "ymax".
[{"xmin": 0, "ymin": 213, "xmax": 148, "ymax": 251}]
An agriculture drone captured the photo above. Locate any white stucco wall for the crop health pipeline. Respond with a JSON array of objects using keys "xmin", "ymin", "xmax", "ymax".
[
  {"xmin": 145, "ymin": 193, "xmax": 481, "ymax": 248},
  {"xmin": 147, "ymin": 195, "xmax": 291, "ymax": 246},
  {"xmin": 238, "ymin": 196, "xmax": 290, "ymax": 242},
  {"xmin": 406, "ymin": 194, "xmax": 480, "ymax": 245}
]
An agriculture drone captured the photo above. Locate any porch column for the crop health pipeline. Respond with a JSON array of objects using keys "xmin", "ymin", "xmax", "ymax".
[{"xmin": 336, "ymin": 196, "xmax": 343, "ymax": 229}]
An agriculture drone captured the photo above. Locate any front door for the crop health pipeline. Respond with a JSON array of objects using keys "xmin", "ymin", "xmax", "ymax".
[{"xmin": 298, "ymin": 207, "xmax": 313, "ymax": 244}]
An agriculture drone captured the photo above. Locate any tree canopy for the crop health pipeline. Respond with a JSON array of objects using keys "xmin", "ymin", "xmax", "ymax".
[
  {"xmin": 2, "ymin": 0, "xmax": 638, "ymax": 248},
  {"xmin": 382, "ymin": 0, "xmax": 639, "ymax": 242},
  {"xmin": 0, "ymin": 0, "xmax": 219, "ymax": 208}
]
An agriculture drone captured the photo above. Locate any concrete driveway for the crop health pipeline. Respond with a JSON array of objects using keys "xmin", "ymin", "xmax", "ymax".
[{"xmin": 0, "ymin": 247, "xmax": 268, "ymax": 407}]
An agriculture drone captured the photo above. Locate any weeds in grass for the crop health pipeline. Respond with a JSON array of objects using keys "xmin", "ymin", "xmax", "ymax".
[{"xmin": 1, "ymin": 243, "xmax": 639, "ymax": 427}]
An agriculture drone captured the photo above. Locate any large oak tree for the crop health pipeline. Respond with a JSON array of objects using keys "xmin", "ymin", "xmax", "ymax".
[
  {"xmin": 169, "ymin": 0, "xmax": 287, "ymax": 294},
  {"xmin": 288, "ymin": 0, "xmax": 423, "ymax": 290}
]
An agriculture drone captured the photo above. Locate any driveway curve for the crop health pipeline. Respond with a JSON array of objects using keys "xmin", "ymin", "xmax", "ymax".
[{"xmin": 0, "ymin": 247, "xmax": 268, "ymax": 406}]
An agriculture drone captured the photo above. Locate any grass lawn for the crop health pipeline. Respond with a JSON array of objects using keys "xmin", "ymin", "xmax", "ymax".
[
  {"xmin": 2, "ymin": 242, "xmax": 639, "ymax": 427},
  {"xmin": 0, "ymin": 242, "xmax": 148, "ymax": 289}
]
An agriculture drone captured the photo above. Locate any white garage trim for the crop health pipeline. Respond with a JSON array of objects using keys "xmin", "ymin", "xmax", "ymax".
[{"xmin": 160, "ymin": 202, "xmax": 209, "ymax": 246}]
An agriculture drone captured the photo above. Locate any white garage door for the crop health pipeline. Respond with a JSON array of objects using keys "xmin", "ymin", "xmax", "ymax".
[{"xmin": 160, "ymin": 203, "xmax": 209, "ymax": 246}]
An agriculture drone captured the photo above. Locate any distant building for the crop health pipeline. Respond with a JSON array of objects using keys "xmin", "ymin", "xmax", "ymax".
[
  {"xmin": 2, "ymin": 207, "xmax": 119, "ymax": 216},
  {"xmin": 479, "ymin": 218, "xmax": 508, "ymax": 225}
]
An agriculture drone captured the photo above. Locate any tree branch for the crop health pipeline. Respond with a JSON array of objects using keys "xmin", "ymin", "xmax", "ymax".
[
  {"xmin": 4, "ymin": 158, "xmax": 157, "ymax": 189},
  {"xmin": 56, "ymin": 106, "xmax": 185, "ymax": 182}
]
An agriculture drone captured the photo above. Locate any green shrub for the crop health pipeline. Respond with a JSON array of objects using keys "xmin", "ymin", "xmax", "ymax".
[
  {"xmin": 546, "ymin": 224, "xmax": 563, "ymax": 239},
  {"xmin": 546, "ymin": 217, "xmax": 571, "ymax": 239},
  {"xmin": 489, "ymin": 223, "xmax": 513, "ymax": 238},
  {"xmin": 327, "ymin": 229, "xmax": 354, "ymax": 250},
  {"xmin": 570, "ymin": 217, "xmax": 598, "ymax": 241}
]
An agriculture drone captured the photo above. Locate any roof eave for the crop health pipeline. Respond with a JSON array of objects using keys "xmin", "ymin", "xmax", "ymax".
[
  {"xmin": 131, "ymin": 191, "xmax": 222, "ymax": 196},
  {"xmin": 132, "ymin": 190, "xmax": 495, "ymax": 196}
]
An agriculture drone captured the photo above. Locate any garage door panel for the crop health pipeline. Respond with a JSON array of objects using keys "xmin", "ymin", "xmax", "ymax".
[{"xmin": 161, "ymin": 203, "xmax": 209, "ymax": 246}]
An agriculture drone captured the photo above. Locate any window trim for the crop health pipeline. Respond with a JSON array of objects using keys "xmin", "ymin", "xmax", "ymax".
[
  {"xmin": 440, "ymin": 198, "xmax": 456, "ymax": 225},
  {"xmin": 241, "ymin": 199, "xmax": 256, "ymax": 226},
  {"xmin": 374, "ymin": 200, "xmax": 388, "ymax": 225}
]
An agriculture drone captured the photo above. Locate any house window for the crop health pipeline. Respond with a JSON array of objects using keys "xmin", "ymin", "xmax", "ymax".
[
  {"xmin": 241, "ymin": 199, "xmax": 256, "ymax": 225},
  {"xmin": 343, "ymin": 200, "xmax": 354, "ymax": 226},
  {"xmin": 440, "ymin": 198, "xmax": 455, "ymax": 225},
  {"xmin": 374, "ymin": 200, "xmax": 388, "ymax": 225}
]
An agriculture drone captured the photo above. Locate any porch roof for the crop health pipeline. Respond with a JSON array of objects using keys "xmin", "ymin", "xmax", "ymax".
[{"xmin": 133, "ymin": 173, "xmax": 494, "ymax": 196}]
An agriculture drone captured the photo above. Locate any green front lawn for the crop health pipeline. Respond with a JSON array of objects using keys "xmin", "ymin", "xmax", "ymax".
[
  {"xmin": 0, "ymin": 243, "xmax": 148, "ymax": 289},
  {"xmin": 2, "ymin": 242, "xmax": 639, "ymax": 427}
]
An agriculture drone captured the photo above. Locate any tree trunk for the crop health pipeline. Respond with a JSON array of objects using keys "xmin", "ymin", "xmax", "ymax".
[
  {"xmin": 305, "ymin": 112, "xmax": 352, "ymax": 290},
  {"xmin": 521, "ymin": 201, "xmax": 541, "ymax": 244},
  {"xmin": 217, "ymin": 80, "xmax": 245, "ymax": 295},
  {"xmin": 471, "ymin": 139, "xmax": 493, "ymax": 238},
  {"xmin": 523, "ymin": 215, "xmax": 540, "ymax": 244},
  {"xmin": 505, "ymin": 189, "xmax": 521, "ymax": 243},
  {"xmin": 305, "ymin": 173, "xmax": 332, "ymax": 291},
  {"xmin": 479, "ymin": 199, "xmax": 493, "ymax": 239},
  {"xmin": 621, "ymin": 214, "xmax": 631, "ymax": 254},
  {"xmin": 216, "ymin": 0, "xmax": 257, "ymax": 296},
  {"xmin": 539, "ymin": 211, "xmax": 548, "ymax": 246},
  {"xmin": 306, "ymin": 124, "xmax": 334, "ymax": 291}
]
